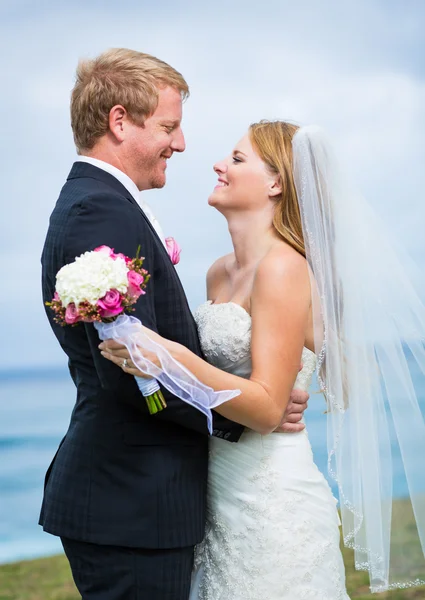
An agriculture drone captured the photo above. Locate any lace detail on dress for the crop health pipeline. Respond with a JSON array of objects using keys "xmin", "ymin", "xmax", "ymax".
[
  {"xmin": 192, "ymin": 433, "xmax": 348, "ymax": 600},
  {"xmin": 193, "ymin": 301, "xmax": 317, "ymax": 391},
  {"xmin": 296, "ymin": 348, "xmax": 317, "ymax": 391},
  {"xmin": 193, "ymin": 448, "xmax": 306, "ymax": 599},
  {"xmin": 193, "ymin": 301, "xmax": 252, "ymax": 364},
  {"xmin": 190, "ymin": 301, "xmax": 349, "ymax": 600}
]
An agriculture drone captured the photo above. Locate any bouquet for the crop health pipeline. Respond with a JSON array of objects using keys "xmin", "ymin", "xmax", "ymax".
[{"xmin": 46, "ymin": 245, "xmax": 166, "ymax": 414}]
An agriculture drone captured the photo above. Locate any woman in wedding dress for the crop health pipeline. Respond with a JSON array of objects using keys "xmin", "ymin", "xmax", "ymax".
[
  {"xmin": 102, "ymin": 120, "xmax": 350, "ymax": 599},
  {"xmin": 101, "ymin": 120, "xmax": 425, "ymax": 597}
]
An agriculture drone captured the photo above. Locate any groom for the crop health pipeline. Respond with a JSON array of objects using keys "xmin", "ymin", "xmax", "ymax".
[{"xmin": 40, "ymin": 48, "xmax": 309, "ymax": 599}]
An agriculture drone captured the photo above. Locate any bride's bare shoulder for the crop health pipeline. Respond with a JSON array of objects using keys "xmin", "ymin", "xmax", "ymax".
[
  {"xmin": 206, "ymin": 253, "xmax": 234, "ymax": 299},
  {"xmin": 255, "ymin": 243, "xmax": 308, "ymax": 289}
]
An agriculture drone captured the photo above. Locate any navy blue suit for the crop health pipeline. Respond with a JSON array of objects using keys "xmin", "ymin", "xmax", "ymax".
[{"xmin": 40, "ymin": 162, "xmax": 244, "ymax": 599}]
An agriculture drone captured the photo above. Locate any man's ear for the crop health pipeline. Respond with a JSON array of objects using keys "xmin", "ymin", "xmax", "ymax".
[
  {"xmin": 108, "ymin": 105, "xmax": 127, "ymax": 143},
  {"xmin": 269, "ymin": 175, "xmax": 282, "ymax": 198}
]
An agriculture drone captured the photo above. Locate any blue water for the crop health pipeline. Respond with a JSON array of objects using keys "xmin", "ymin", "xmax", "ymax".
[
  {"xmin": 0, "ymin": 373, "xmax": 74, "ymax": 564},
  {"xmin": 0, "ymin": 368, "xmax": 424, "ymax": 565}
]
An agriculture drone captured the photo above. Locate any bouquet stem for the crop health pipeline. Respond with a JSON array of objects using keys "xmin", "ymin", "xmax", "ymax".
[
  {"xmin": 134, "ymin": 376, "xmax": 167, "ymax": 414},
  {"xmin": 145, "ymin": 390, "xmax": 167, "ymax": 415}
]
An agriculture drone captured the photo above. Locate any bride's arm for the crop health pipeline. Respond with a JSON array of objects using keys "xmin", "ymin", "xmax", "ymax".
[
  {"xmin": 181, "ymin": 251, "xmax": 310, "ymax": 433},
  {"xmin": 101, "ymin": 251, "xmax": 310, "ymax": 435}
]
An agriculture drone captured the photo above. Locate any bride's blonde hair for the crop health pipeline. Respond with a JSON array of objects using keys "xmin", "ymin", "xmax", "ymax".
[
  {"xmin": 249, "ymin": 120, "xmax": 305, "ymax": 257},
  {"xmin": 250, "ymin": 121, "xmax": 349, "ymax": 406}
]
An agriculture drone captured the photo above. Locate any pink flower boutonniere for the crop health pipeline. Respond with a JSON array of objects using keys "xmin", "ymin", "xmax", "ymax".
[{"xmin": 165, "ymin": 237, "xmax": 181, "ymax": 265}]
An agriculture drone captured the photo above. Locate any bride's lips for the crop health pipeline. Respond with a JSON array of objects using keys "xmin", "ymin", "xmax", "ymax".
[{"xmin": 214, "ymin": 178, "xmax": 228, "ymax": 191}]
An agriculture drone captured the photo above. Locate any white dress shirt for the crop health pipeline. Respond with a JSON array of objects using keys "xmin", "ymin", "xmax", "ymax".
[{"xmin": 76, "ymin": 156, "xmax": 167, "ymax": 246}]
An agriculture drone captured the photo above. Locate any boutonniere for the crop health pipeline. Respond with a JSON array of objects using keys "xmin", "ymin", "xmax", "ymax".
[{"xmin": 165, "ymin": 237, "xmax": 181, "ymax": 265}]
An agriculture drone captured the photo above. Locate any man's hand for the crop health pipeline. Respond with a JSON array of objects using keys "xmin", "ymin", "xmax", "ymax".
[{"xmin": 275, "ymin": 387, "xmax": 309, "ymax": 433}]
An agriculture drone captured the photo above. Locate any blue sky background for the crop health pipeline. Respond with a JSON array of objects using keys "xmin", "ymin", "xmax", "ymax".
[{"xmin": 1, "ymin": 0, "xmax": 424, "ymax": 370}]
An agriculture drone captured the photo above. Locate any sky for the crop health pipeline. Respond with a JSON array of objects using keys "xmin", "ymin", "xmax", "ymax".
[{"xmin": 1, "ymin": 0, "xmax": 424, "ymax": 370}]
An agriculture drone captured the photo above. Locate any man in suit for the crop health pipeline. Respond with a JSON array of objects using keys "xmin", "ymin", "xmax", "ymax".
[{"xmin": 40, "ymin": 48, "xmax": 309, "ymax": 599}]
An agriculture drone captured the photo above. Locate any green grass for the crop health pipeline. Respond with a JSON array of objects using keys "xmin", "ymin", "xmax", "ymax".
[
  {"xmin": 0, "ymin": 550, "xmax": 424, "ymax": 599},
  {"xmin": 1, "ymin": 500, "xmax": 424, "ymax": 600},
  {"xmin": 342, "ymin": 544, "xmax": 425, "ymax": 599},
  {"xmin": 0, "ymin": 554, "xmax": 78, "ymax": 600}
]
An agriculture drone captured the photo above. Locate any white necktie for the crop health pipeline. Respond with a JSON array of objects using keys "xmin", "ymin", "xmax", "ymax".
[{"xmin": 137, "ymin": 196, "xmax": 167, "ymax": 248}]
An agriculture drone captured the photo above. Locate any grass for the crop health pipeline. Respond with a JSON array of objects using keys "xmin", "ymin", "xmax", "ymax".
[
  {"xmin": 1, "ymin": 499, "xmax": 424, "ymax": 599},
  {"xmin": 342, "ymin": 543, "xmax": 425, "ymax": 600},
  {"xmin": 0, "ymin": 549, "xmax": 424, "ymax": 600},
  {"xmin": 0, "ymin": 554, "xmax": 78, "ymax": 600}
]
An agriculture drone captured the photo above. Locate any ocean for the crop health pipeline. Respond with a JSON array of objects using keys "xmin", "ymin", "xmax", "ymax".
[{"xmin": 0, "ymin": 367, "xmax": 424, "ymax": 566}]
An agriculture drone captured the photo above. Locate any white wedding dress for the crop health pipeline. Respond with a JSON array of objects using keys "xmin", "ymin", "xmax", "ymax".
[{"xmin": 190, "ymin": 301, "xmax": 350, "ymax": 600}]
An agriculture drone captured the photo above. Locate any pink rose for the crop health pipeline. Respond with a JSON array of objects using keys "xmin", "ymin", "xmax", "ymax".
[
  {"xmin": 165, "ymin": 237, "xmax": 181, "ymax": 265},
  {"xmin": 64, "ymin": 303, "xmax": 81, "ymax": 325},
  {"xmin": 127, "ymin": 270, "xmax": 145, "ymax": 300},
  {"xmin": 112, "ymin": 251, "xmax": 132, "ymax": 264},
  {"xmin": 94, "ymin": 245, "xmax": 114, "ymax": 256},
  {"xmin": 97, "ymin": 289, "xmax": 124, "ymax": 318},
  {"xmin": 94, "ymin": 246, "xmax": 131, "ymax": 264}
]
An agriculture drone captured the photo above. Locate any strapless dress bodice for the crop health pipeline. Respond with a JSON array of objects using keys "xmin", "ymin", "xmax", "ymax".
[{"xmin": 193, "ymin": 301, "xmax": 316, "ymax": 391}]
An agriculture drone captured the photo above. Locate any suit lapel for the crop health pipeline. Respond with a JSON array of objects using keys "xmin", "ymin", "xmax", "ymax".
[
  {"xmin": 68, "ymin": 163, "xmax": 196, "ymax": 337},
  {"xmin": 126, "ymin": 196, "xmax": 170, "ymax": 258},
  {"xmin": 68, "ymin": 161, "xmax": 171, "ymax": 263}
]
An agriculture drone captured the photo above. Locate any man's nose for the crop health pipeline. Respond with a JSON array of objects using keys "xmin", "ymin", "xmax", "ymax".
[{"xmin": 171, "ymin": 128, "xmax": 186, "ymax": 153}]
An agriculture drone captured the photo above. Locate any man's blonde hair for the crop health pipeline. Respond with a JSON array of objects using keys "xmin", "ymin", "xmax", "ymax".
[{"xmin": 71, "ymin": 48, "xmax": 189, "ymax": 153}]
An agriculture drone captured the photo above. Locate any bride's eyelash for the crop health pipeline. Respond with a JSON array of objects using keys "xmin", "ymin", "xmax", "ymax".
[{"xmin": 232, "ymin": 156, "xmax": 242, "ymax": 163}]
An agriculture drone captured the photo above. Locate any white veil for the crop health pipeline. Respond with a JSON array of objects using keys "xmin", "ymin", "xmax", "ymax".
[{"xmin": 292, "ymin": 126, "xmax": 425, "ymax": 592}]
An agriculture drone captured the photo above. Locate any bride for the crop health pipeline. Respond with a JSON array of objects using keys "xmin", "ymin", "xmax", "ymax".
[{"xmin": 100, "ymin": 121, "xmax": 425, "ymax": 597}]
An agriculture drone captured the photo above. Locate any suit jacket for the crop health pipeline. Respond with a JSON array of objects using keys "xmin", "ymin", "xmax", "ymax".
[{"xmin": 40, "ymin": 162, "xmax": 244, "ymax": 549}]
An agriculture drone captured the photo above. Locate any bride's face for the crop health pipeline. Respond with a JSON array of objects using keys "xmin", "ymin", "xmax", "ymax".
[{"xmin": 208, "ymin": 133, "xmax": 280, "ymax": 213}]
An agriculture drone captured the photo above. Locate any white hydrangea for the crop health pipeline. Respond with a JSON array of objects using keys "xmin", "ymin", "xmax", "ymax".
[{"xmin": 56, "ymin": 251, "xmax": 129, "ymax": 306}]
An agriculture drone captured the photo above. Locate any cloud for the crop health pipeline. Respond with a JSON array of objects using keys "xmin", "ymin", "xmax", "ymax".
[{"xmin": 1, "ymin": 0, "xmax": 424, "ymax": 368}]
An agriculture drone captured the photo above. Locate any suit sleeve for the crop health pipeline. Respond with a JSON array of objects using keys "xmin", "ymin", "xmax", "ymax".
[{"xmin": 64, "ymin": 191, "xmax": 243, "ymax": 440}]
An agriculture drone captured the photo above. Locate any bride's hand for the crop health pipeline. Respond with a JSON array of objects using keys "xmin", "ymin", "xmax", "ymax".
[
  {"xmin": 99, "ymin": 339, "xmax": 159, "ymax": 378},
  {"xmin": 99, "ymin": 326, "xmax": 168, "ymax": 378}
]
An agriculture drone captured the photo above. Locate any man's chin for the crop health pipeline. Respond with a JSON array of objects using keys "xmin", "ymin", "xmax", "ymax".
[{"xmin": 150, "ymin": 175, "xmax": 166, "ymax": 189}]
